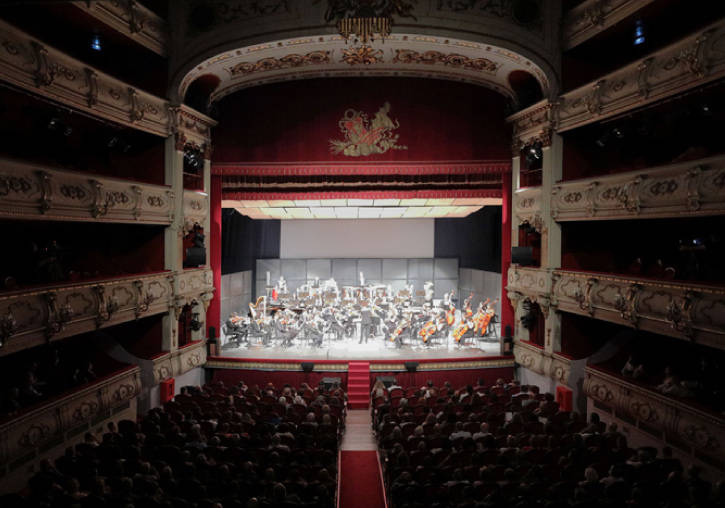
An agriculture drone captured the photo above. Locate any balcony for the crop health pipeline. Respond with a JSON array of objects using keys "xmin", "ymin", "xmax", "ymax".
[
  {"xmin": 513, "ymin": 339, "xmax": 573, "ymax": 385},
  {"xmin": 184, "ymin": 189, "xmax": 209, "ymax": 231},
  {"xmin": 0, "ymin": 272, "xmax": 172, "ymax": 356},
  {"xmin": 552, "ymin": 155, "xmax": 725, "ymax": 221},
  {"xmin": 71, "ymin": 1, "xmax": 168, "ymax": 57},
  {"xmin": 562, "ymin": 0, "xmax": 654, "ymax": 50},
  {"xmin": 552, "ymin": 270, "xmax": 725, "ymax": 350},
  {"xmin": 0, "ymin": 158, "xmax": 174, "ymax": 225},
  {"xmin": 0, "ymin": 366, "xmax": 140, "ymax": 477},
  {"xmin": 556, "ymin": 19, "xmax": 725, "ymax": 132},
  {"xmin": 584, "ymin": 365, "xmax": 725, "ymax": 469}
]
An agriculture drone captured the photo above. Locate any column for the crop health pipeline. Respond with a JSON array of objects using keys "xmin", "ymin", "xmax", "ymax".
[{"xmin": 163, "ymin": 136, "xmax": 184, "ymax": 351}]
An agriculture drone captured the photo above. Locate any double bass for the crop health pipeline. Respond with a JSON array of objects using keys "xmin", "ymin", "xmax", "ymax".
[{"xmin": 473, "ymin": 298, "xmax": 498, "ymax": 335}]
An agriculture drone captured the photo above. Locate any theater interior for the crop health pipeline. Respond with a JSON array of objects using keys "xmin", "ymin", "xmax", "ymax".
[{"xmin": 0, "ymin": 1, "xmax": 724, "ymax": 507}]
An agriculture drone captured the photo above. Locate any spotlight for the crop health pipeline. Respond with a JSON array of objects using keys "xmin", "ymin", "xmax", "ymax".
[
  {"xmin": 633, "ymin": 20, "xmax": 645, "ymax": 46},
  {"xmin": 91, "ymin": 34, "xmax": 102, "ymax": 51},
  {"xmin": 612, "ymin": 127, "xmax": 624, "ymax": 139},
  {"xmin": 47, "ymin": 117, "xmax": 61, "ymax": 131}
]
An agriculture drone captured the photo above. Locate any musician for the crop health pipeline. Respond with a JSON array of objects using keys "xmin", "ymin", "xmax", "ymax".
[{"xmin": 359, "ymin": 302, "xmax": 374, "ymax": 344}]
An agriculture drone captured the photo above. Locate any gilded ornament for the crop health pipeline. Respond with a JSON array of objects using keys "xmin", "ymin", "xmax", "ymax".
[{"xmin": 329, "ymin": 102, "xmax": 407, "ymax": 157}]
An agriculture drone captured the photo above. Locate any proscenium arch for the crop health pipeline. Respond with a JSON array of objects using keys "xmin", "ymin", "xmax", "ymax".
[
  {"xmin": 169, "ymin": 20, "xmax": 560, "ymax": 106},
  {"xmin": 175, "ymin": 32, "xmax": 552, "ymax": 110}
]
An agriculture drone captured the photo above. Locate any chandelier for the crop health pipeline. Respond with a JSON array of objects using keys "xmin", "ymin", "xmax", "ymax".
[{"xmin": 338, "ymin": 16, "xmax": 391, "ymax": 44}]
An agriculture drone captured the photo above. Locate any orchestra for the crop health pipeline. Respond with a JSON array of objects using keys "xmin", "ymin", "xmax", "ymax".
[{"xmin": 223, "ymin": 277, "xmax": 498, "ymax": 349}]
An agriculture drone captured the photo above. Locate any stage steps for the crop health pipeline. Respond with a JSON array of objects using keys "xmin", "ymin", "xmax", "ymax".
[{"xmin": 347, "ymin": 361, "xmax": 370, "ymax": 409}]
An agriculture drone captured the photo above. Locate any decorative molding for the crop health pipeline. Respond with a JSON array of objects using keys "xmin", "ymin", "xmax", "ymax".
[
  {"xmin": 151, "ymin": 353, "xmax": 173, "ymax": 384},
  {"xmin": 513, "ymin": 186, "xmax": 542, "ymax": 230},
  {"xmin": 171, "ymin": 340, "xmax": 207, "ymax": 378},
  {"xmin": 506, "ymin": 100, "xmax": 554, "ymax": 153},
  {"xmin": 563, "ymin": 0, "xmax": 656, "ymax": 50},
  {"xmin": 552, "ymin": 270, "xmax": 725, "ymax": 350},
  {"xmin": 507, "ymin": 266, "xmax": 552, "ymax": 301},
  {"xmin": 341, "ymin": 46, "xmax": 384, "ymax": 65},
  {"xmin": 71, "ymin": 0, "xmax": 169, "ymax": 56},
  {"xmin": 173, "ymin": 268, "xmax": 215, "ymax": 311},
  {"xmin": 227, "ymin": 51, "xmax": 331, "ymax": 76},
  {"xmin": 183, "ymin": 190, "xmax": 209, "ymax": 234},
  {"xmin": 551, "ymin": 155, "xmax": 725, "ymax": 221},
  {"xmin": 204, "ymin": 357, "xmax": 514, "ymax": 371},
  {"xmin": 171, "ymin": 105, "xmax": 218, "ymax": 153},
  {"xmin": 513, "ymin": 340, "xmax": 572, "ymax": 385},
  {"xmin": 392, "ymin": 49, "xmax": 500, "ymax": 73},
  {"xmin": 0, "ymin": 273, "xmax": 172, "ymax": 357},
  {"xmin": 583, "ymin": 366, "xmax": 724, "ymax": 465},
  {"xmin": 0, "ymin": 367, "xmax": 140, "ymax": 468},
  {"xmin": 0, "ymin": 159, "xmax": 174, "ymax": 225},
  {"xmin": 555, "ymin": 20, "xmax": 725, "ymax": 132}
]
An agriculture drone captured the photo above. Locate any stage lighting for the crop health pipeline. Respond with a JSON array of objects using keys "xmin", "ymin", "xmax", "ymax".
[
  {"xmin": 612, "ymin": 127, "xmax": 624, "ymax": 139},
  {"xmin": 91, "ymin": 34, "xmax": 102, "ymax": 51},
  {"xmin": 633, "ymin": 20, "xmax": 645, "ymax": 46}
]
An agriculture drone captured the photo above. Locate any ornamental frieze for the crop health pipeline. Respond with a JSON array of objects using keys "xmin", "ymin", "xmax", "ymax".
[
  {"xmin": 0, "ymin": 273, "xmax": 172, "ymax": 357},
  {"xmin": 171, "ymin": 340, "xmax": 208, "ymax": 378},
  {"xmin": 392, "ymin": 49, "xmax": 500, "ymax": 73},
  {"xmin": 0, "ymin": 159, "xmax": 174, "ymax": 225},
  {"xmin": 227, "ymin": 51, "xmax": 331, "ymax": 76},
  {"xmin": 551, "ymin": 155, "xmax": 725, "ymax": 221},
  {"xmin": 553, "ymin": 270, "xmax": 725, "ymax": 350},
  {"xmin": 0, "ymin": 367, "xmax": 140, "ymax": 467}
]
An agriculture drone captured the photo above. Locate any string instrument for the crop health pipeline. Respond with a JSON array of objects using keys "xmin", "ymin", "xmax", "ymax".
[
  {"xmin": 418, "ymin": 320, "xmax": 437, "ymax": 343},
  {"xmin": 248, "ymin": 296, "xmax": 265, "ymax": 319},
  {"xmin": 389, "ymin": 319, "xmax": 410, "ymax": 342},
  {"xmin": 453, "ymin": 322, "xmax": 469, "ymax": 343},
  {"xmin": 474, "ymin": 298, "xmax": 498, "ymax": 334},
  {"xmin": 463, "ymin": 293, "xmax": 474, "ymax": 318},
  {"xmin": 446, "ymin": 305, "xmax": 456, "ymax": 326}
]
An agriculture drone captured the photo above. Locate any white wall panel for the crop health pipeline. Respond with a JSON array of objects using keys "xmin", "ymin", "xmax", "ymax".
[{"xmin": 281, "ymin": 219, "xmax": 434, "ymax": 258}]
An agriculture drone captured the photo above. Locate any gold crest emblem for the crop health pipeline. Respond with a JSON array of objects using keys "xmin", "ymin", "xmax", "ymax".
[{"xmin": 329, "ymin": 102, "xmax": 407, "ymax": 157}]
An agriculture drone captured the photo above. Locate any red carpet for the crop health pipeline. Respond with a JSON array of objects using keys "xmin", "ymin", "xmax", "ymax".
[
  {"xmin": 347, "ymin": 361, "xmax": 370, "ymax": 409},
  {"xmin": 339, "ymin": 450, "xmax": 386, "ymax": 508}
]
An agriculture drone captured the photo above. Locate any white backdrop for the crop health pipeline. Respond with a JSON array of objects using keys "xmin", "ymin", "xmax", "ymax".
[{"xmin": 280, "ymin": 219, "xmax": 434, "ymax": 259}]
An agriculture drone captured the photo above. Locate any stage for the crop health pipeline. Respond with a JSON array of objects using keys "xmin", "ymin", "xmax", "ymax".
[{"xmin": 217, "ymin": 324, "xmax": 502, "ymax": 361}]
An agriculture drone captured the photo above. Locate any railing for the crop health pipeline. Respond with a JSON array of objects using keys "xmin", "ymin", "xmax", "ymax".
[
  {"xmin": 513, "ymin": 340, "xmax": 573, "ymax": 385},
  {"xmin": 0, "ymin": 20, "xmax": 215, "ymax": 141},
  {"xmin": 0, "ymin": 158, "xmax": 174, "ymax": 225},
  {"xmin": 552, "ymin": 155, "xmax": 725, "ymax": 221},
  {"xmin": 184, "ymin": 189, "xmax": 209, "ymax": 232},
  {"xmin": 0, "ymin": 366, "xmax": 140, "ymax": 476},
  {"xmin": 584, "ymin": 366, "xmax": 725, "ymax": 469},
  {"xmin": 552, "ymin": 270, "xmax": 725, "ymax": 349},
  {"xmin": 513, "ymin": 186, "xmax": 543, "ymax": 229},
  {"xmin": 0, "ymin": 272, "xmax": 173, "ymax": 356},
  {"xmin": 562, "ymin": 0, "xmax": 655, "ymax": 50},
  {"xmin": 171, "ymin": 340, "xmax": 207, "ymax": 377},
  {"xmin": 71, "ymin": 0, "xmax": 168, "ymax": 56},
  {"xmin": 556, "ymin": 20, "xmax": 725, "ymax": 132}
]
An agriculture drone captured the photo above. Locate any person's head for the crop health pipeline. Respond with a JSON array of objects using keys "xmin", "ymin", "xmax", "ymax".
[
  {"xmin": 584, "ymin": 467, "xmax": 598, "ymax": 483},
  {"xmin": 271, "ymin": 483, "xmax": 286, "ymax": 501},
  {"xmin": 414, "ymin": 425, "xmax": 424, "ymax": 437},
  {"xmin": 480, "ymin": 422, "xmax": 489, "ymax": 433}
]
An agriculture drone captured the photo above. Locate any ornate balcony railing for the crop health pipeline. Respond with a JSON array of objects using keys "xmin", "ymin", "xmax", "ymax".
[
  {"xmin": 0, "ymin": 272, "xmax": 173, "ymax": 356},
  {"xmin": 71, "ymin": 0, "xmax": 168, "ymax": 56},
  {"xmin": 184, "ymin": 189, "xmax": 209, "ymax": 232},
  {"xmin": 172, "ymin": 340, "xmax": 207, "ymax": 377},
  {"xmin": 0, "ymin": 19, "xmax": 171, "ymax": 136},
  {"xmin": 0, "ymin": 366, "xmax": 140, "ymax": 475},
  {"xmin": 0, "ymin": 159, "xmax": 174, "ymax": 225},
  {"xmin": 584, "ymin": 366, "xmax": 725, "ymax": 469},
  {"xmin": 555, "ymin": 20, "xmax": 725, "ymax": 132},
  {"xmin": 552, "ymin": 270, "xmax": 725, "ymax": 350},
  {"xmin": 562, "ymin": 0, "xmax": 655, "ymax": 50},
  {"xmin": 513, "ymin": 340, "xmax": 573, "ymax": 386},
  {"xmin": 552, "ymin": 155, "xmax": 725, "ymax": 221},
  {"xmin": 513, "ymin": 186, "xmax": 543, "ymax": 229}
]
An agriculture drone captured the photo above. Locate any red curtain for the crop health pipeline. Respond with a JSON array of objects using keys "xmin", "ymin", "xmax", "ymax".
[{"xmin": 207, "ymin": 175, "xmax": 222, "ymax": 339}]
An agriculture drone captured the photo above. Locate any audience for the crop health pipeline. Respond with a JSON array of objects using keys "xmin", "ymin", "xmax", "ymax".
[
  {"xmin": 374, "ymin": 379, "xmax": 720, "ymax": 508},
  {"xmin": 8, "ymin": 380, "xmax": 345, "ymax": 508}
]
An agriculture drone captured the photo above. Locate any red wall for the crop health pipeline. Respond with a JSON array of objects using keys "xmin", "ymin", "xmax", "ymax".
[
  {"xmin": 211, "ymin": 366, "xmax": 513, "ymax": 391},
  {"xmin": 213, "ymin": 78, "xmax": 510, "ymax": 163}
]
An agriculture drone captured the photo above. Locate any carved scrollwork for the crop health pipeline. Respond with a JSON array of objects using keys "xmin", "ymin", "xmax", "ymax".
[
  {"xmin": 0, "ymin": 311, "xmax": 18, "ymax": 348},
  {"xmin": 575, "ymin": 278, "xmax": 597, "ymax": 315},
  {"xmin": 19, "ymin": 422, "xmax": 51, "ymax": 448},
  {"xmin": 112, "ymin": 383, "xmax": 137, "ymax": 402},
  {"xmin": 589, "ymin": 382, "xmax": 614, "ymax": 402},
  {"xmin": 71, "ymin": 400, "xmax": 99, "ymax": 423},
  {"xmin": 682, "ymin": 423, "xmax": 720, "ymax": 450},
  {"xmin": 665, "ymin": 291, "xmax": 697, "ymax": 337},
  {"xmin": 630, "ymin": 399, "xmax": 659, "ymax": 423},
  {"xmin": 45, "ymin": 292, "xmax": 73, "ymax": 337},
  {"xmin": 94, "ymin": 285, "xmax": 119, "ymax": 327}
]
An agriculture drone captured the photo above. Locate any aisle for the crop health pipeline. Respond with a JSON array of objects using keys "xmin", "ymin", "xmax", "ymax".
[
  {"xmin": 347, "ymin": 362, "xmax": 370, "ymax": 409},
  {"xmin": 339, "ymin": 410, "xmax": 386, "ymax": 508}
]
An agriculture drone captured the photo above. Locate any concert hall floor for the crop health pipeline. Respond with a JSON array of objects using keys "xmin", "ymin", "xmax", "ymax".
[{"xmin": 217, "ymin": 329, "xmax": 502, "ymax": 360}]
